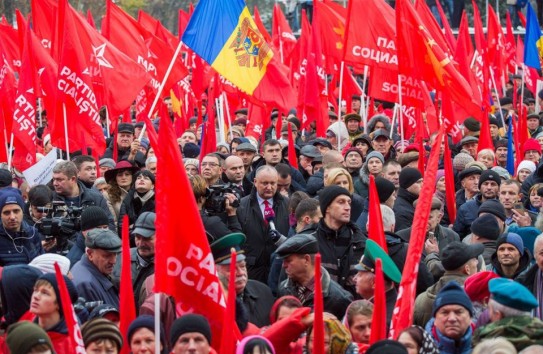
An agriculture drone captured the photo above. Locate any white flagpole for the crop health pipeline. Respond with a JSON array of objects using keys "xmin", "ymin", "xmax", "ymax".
[
  {"xmin": 338, "ymin": 61, "xmax": 345, "ymax": 116},
  {"xmin": 361, "ymin": 65, "xmax": 369, "ymax": 128},
  {"xmin": 223, "ymin": 92, "xmax": 234, "ymax": 142},
  {"xmin": 139, "ymin": 40, "xmax": 184, "ymax": 141},
  {"xmin": 7, "ymin": 133, "xmax": 13, "ymax": 170},
  {"xmin": 154, "ymin": 293, "xmax": 161, "ymax": 354},
  {"xmin": 398, "ymin": 76, "xmax": 405, "ymax": 148},
  {"xmin": 63, "ymin": 103, "xmax": 70, "ymax": 160}
]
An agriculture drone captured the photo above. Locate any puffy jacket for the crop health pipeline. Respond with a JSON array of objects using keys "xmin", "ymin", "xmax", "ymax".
[
  {"xmin": 237, "ymin": 190, "xmax": 290, "ymax": 283},
  {"xmin": 0, "ymin": 221, "xmax": 44, "ymax": 266},
  {"xmin": 53, "ymin": 180, "xmax": 116, "ymax": 231},
  {"xmin": 311, "ymin": 219, "xmax": 366, "ymax": 296}
]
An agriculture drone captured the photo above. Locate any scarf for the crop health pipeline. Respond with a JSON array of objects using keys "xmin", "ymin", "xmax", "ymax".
[{"xmin": 134, "ymin": 189, "xmax": 155, "ymax": 204}]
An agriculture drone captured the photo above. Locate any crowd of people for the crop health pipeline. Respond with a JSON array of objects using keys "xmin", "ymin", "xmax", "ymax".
[{"xmin": 1, "ymin": 88, "xmax": 543, "ymax": 354}]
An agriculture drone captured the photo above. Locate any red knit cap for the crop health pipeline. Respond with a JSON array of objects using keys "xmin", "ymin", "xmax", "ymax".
[
  {"xmin": 464, "ymin": 271, "xmax": 500, "ymax": 303},
  {"xmin": 523, "ymin": 138, "xmax": 542, "ymax": 155}
]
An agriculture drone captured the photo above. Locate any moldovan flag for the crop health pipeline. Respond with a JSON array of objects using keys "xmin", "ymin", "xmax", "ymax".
[
  {"xmin": 182, "ymin": 0, "xmax": 296, "ymax": 113},
  {"xmin": 153, "ymin": 103, "xmax": 233, "ymax": 350},
  {"xmin": 524, "ymin": 3, "xmax": 543, "ymax": 70}
]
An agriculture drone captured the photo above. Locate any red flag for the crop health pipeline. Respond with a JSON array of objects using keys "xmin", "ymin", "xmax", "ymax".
[
  {"xmin": 0, "ymin": 39, "xmax": 17, "ymax": 138},
  {"xmin": 219, "ymin": 250, "xmax": 239, "ymax": 354},
  {"xmin": 313, "ymin": 254, "xmax": 325, "ymax": 354},
  {"xmin": 414, "ymin": 0, "xmax": 453, "ymax": 55},
  {"xmin": 487, "ymin": 6, "xmax": 506, "ymax": 87},
  {"xmin": 368, "ymin": 175, "xmax": 388, "ymax": 253},
  {"xmin": 443, "ymin": 140, "xmax": 456, "ymax": 223},
  {"xmin": 0, "ymin": 21, "xmax": 21, "ymax": 72},
  {"xmin": 343, "ymin": 0, "xmax": 397, "ymax": 71},
  {"xmin": 313, "ymin": 0, "xmax": 347, "ymax": 72},
  {"xmin": 396, "ymin": 0, "xmax": 478, "ymax": 116},
  {"xmin": 86, "ymin": 9, "xmax": 96, "ymax": 28},
  {"xmin": 153, "ymin": 95, "xmax": 235, "ymax": 350},
  {"xmin": 389, "ymin": 128, "xmax": 444, "ymax": 338},
  {"xmin": 138, "ymin": 10, "xmax": 179, "ymax": 49},
  {"xmin": 505, "ymin": 13, "xmax": 518, "ymax": 74},
  {"xmin": 369, "ymin": 258, "xmax": 387, "ymax": 344},
  {"xmin": 120, "ymin": 215, "xmax": 136, "ymax": 354},
  {"xmin": 287, "ymin": 124, "xmax": 299, "ymax": 169},
  {"xmin": 245, "ymin": 103, "xmax": 271, "ymax": 141},
  {"xmin": 436, "ymin": 0, "xmax": 456, "ymax": 52},
  {"xmin": 272, "ymin": 3, "xmax": 297, "ymax": 62},
  {"xmin": 335, "ymin": 65, "xmax": 363, "ymax": 113},
  {"xmin": 178, "ymin": 9, "xmax": 191, "ymax": 38},
  {"xmin": 199, "ymin": 74, "xmax": 219, "ymax": 160},
  {"xmin": 54, "ymin": 263, "xmax": 86, "ymax": 351},
  {"xmin": 31, "ymin": 0, "xmax": 57, "ymax": 53},
  {"xmin": 254, "ymin": 6, "xmax": 272, "ymax": 44}
]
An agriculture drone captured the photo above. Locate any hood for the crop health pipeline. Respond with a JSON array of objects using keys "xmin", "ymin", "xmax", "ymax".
[{"xmin": 1, "ymin": 264, "xmax": 43, "ymax": 326}]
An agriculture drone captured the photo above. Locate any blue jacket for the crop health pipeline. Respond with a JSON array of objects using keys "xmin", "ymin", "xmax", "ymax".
[
  {"xmin": 71, "ymin": 255, "xmax": 119, "ymax": 308},
  {"xmin": 426, "ymin": 318, "xmax": 473, "ymax": 354},
  {"xmin": 0, "ymin": 221, "xmax": 44, "ymax": 266},
  {"xmin": 453, "ymin": 195, "xmax": 484, "ymax": 239}
]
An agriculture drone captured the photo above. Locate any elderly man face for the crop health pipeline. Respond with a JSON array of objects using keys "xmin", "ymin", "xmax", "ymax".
[{"xmin": 434, "ymin": 304, "xmax": 472, "ymax": 340}]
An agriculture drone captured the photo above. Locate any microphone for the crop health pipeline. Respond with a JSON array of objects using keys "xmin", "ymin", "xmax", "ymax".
[{"xmin": 264, "ymin": 207, "xmax": 276, "ymax": 230}]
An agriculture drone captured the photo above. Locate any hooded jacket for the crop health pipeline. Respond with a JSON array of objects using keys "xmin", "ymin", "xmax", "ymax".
[
  {"xmin": 0, "ymin": 221, "xmax": 44, "ymax": 266},
  {"xmin": 0, "ymin": 264, "xmax": 43, "ymax": 327},
  {"xmin": 488, "ymin": 248, "xmax": 532, "ymax": 279}
]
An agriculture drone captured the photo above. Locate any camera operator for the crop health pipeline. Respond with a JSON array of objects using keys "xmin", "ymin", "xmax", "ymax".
[{"xmin": 189, "ymin": 175, "xmax": 242, "ymax": 238}]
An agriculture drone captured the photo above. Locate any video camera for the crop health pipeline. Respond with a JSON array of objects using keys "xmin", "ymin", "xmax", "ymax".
[
  {"xmin": 36, "ymin": 201, "xmax": 83, "ymax": 241},
  {"xmin": 204, "ymin": 182, "xmax": 242, "ymax": 215}
]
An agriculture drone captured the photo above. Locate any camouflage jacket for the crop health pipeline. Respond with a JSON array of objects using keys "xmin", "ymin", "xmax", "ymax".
[{"xmin": 473, "ymin": 315, "xmax": 543, "ymax": 351}]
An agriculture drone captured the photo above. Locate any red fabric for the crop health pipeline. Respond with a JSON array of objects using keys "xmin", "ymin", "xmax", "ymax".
[
  {"xmin": 389, "ymin": 128, "xmax": 444, "ymax": 338},
  {"xmin": 178, "ymin": 9, "xmax": 190, "ymax": 38},
  {"xmin": 272, "ymin": 4, "xmax": 297, "ymax": 62},
  {"xmin": 313, "ymin": 254, "xmax": 325, "ymax": 354},
  {"xmin": 54, "ymin": 263, "xmax": 85, "ymax": 351},
  {"xmin": 505, "ymin": 13, "xmax": 518, "ymax": 74},
  {"xmin": 335, "ymin": 65, "xmax": 363, "ymax": 114},
  {"xmin": 342, "ymin": 0, "xmax": 396, "ymax": 72},
  {"xmin": 152, "ymin": 105, "xmax": 236, "ymax": 350},
  {"xmin": 443, "ymin": 141, "xmax": 457, "ymax": 223},
  {"xmin": 137, "ymin": 10, "xmax": 179, "ymax": 49},
  {"xmin": 246, "ymin": 103, "xmax": 272, "ymax": 140},
  {"xmin": 435, "ymin": 0, "xmax": 456, "ymax": 52},
  {"xmin": 31, "ymin": 0, "xmax": 57, "ymax": 56},
  {"xmin": 368, "ymin": 175, "xmax": 388, "ymax": 252},
  {"xmin": 0, "ymin": 37, "xmax": 17, "ymax": 144},
  {"xmin": 199, "ymin": 74, "xmax": 218, "ymax": 161},
  {"xmin": 253, "ymin": 6, "xmax": 273, "ymax": 44},
  {"xmin": 288, "ymin": 124, "xmax": 299, "ymax": 169},
  {"xmin": 0, "ymin": 22, "xmax": 21, "ymax": 73},
  {"xmin": 220, "ymin": 251, "xmax": 239, "ymax": 354},
  {"xmin": 48, "ymin": 331, "xmax": 74, "ymax": 354},
  {"xmin": 396, "ymin": 0, "xmax": 479, "ymax": 117},
  {"xmin": 414, "ymin": 0, "xmax": 453, "ymax": 55},
  {"xmin": 262, "ymin": 307, "xmax": 310, "ymax": 354},
  {"xmin": 86, "ymin": 9, "xmax": 96, "ymax": 28},
  {"xmin": 369, "ymin": 259, "xmax": 387, "ymax": 344},
  {"xmin": 313, "ymin": 0, "xmax": 347, "ymax": 72},
  {"xmin": 120, "ymin": 215, "xmax": 136, "ymax": 354},
  {"xmin": 487, "ymin": 6, "xmax": 506, "ymax": 89}
]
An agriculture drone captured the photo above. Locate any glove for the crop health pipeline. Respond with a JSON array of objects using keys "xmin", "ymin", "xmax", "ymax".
[{"xmin": 269, "ymin": 229, "xmax": 287, "ymax": 245}]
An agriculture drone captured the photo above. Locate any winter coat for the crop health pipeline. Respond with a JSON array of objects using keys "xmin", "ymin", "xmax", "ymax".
[
  {"xmin": 414, "ymin": 272, "xmax": 468, "ymax": 327},
  {"xmin": 393, "ymin": 188, "xmax": 418, "ymax": 232},
  {"xmin": 111, "ymin": 248, "xmax": 155, "ymax": 309},
  {"xmin": 43, "ymin": 319, "xmax": 72, "ymax": 354},
  {"xmin": 66, "ymin": 232, "xmax": 85, "ymax": 268},
  {"xmin": 310, "ymin": 220, "xmax": 366, "ymax": 296},
  {"xmin": 237, "ymin": 190, "xmax": 290, "ymax": 283},
  {"xmin": 117, "ymin": 189, "xmax": 156, "ymax": 238},
  {"xmin": 306, "ymin": 170, "xmax": 324, "ymax": 197},
  {"xmin": 0, "ymin": 265, "xmax": 43, "ymax": 327},
  {"xmin": 71, "ymin": 255, "xmax": 119, "ymax": 307},
  {"xmin": 473, "ymin": 315, "xmax": 543, "ymax": 351},
  {"xmin": 101, "ymin": 143, "xmax": 146, "ymax": 167},
  {"xmin": 278, "ymin": 267, "xmax": 353, "ymax": 319},
  {"xmin": 487, "ymin": 248, "xmax": 532, "ymax": 279},
  {"xmin": 453, "ymin": 194, "xmax": 485, "ymax": 239},
  {"xmin": 248, "ymin": 158, "xmax": 307, "ymax": 191},
  {"xmin": 240, "ymin": 280, "xmax": 276, "ymax": 328},
  {"xmin": 53, "ymin": 180, "xmax": 116, "ymax": 231},
  {"xmin": 0, "ymin": 221, "xmax": 44, "ymax": 266}
]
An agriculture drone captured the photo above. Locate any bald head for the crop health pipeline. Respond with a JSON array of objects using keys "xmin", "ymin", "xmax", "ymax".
[
  {"xmin": 224, "ymin": 155, "xmax": 245, "ymax": 184},
  {"xmin": 323, "ymin": 150, "xmax": 344, "ymax": 165}
]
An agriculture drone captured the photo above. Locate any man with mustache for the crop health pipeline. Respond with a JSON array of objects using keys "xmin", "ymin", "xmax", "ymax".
[
  {"xmin": 212, "ymin": 232, "xmax": 275, "ymax": 327},
  {"xmin": 112, "ymin": 212, "xmax": 156, "ymax": 310}
]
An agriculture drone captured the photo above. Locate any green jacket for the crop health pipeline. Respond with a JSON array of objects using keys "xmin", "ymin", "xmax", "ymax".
[{"xmin": 473, "ymin": 315, "xmax": 543, "ymax": 351}]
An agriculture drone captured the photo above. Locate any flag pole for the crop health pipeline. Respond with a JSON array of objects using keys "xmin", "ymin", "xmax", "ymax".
[
  {"xmin": 105, "ymin": 107, "xmax": 111, "ymax": 138},
  {"xmin": 222, "ymin": 92, "xmax": 234, "ymax": 142},
  {"xmin": 361, "ymin": 65, "xmax": 369, "ymax": 129},
  {"xmin": 154, "ymin": 292, "xmax": 161, "ymax": 354},
  {"xmin": 63, "ymin": 103, "xmax": 70, "ymax": 160},
  {"xmin": 217, "ymin": 97, "xmax": 225, "ymax": 144},
  {"xmin": 338, "ymin": 61, "xmax": 345, "ymax": 115},
  {"xmin": 364, "ymin": 66, "xmax": 371, "ymax": 122},
  {"xmin": 7, "ymin": 133, "xmax": 13, "ymax": 170},
  {"xmin": 139, "ymin": 40, "xmax": 184, "ymax": 141},
  {"xmin": 397, "ymin": 76, "xmax": 405, "ymax": 148},
  {"xmin": 489, "ymin": 69, "xmax": 506, "ymax": 128},
  {"xmin": 390, "ymin": 105, "xmax": 397, "ymax": 140}
]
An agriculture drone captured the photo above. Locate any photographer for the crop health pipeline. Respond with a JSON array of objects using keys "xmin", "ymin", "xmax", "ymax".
[{"xmin": 189, "ymin": 175, "xmax": 242, "ymax": 239}]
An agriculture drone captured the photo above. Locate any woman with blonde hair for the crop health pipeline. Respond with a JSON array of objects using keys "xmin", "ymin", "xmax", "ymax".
[{"xmin": 324, "ymin": 167, "xmax": 363, "ymax": 222}]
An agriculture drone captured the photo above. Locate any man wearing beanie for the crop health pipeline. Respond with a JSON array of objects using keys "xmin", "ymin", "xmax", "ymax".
[
  {"xmin": 393, "ymin": 167, "xmax": 423, "ymax": 232},
  {"xmin": 355, "ymin": 176, "xmax": 396, "ymax": 232},
  {"xmin": 473, "ymin": 278, "xmax": 543, "ymax": 350},
  {"xmin": 170, "ymin": 314, "xmax": 213, "ymax": 354},
  {"xmin": 313, "ymin": 185, "xmax": 366, "ymax": 296},
  {"xmin": 66, "ymin": 205, "xmax": 110, "ymax": 267},
  {"xmin": 101, "ymin": 122, "xmax": 146, "ymax": 167},
  {"xmin": 0, "ymin": 188, "xmax": 44, "ymax": 265},
  {"xmin": 6, "ymin": 321, "xmax": 55, "ymax": 354},
  {"xmin": 453, "ymin": 169, "xmax": 501, "ymax": 238},
  {"xmin": 495, "ymin": 139, "xmax": 509, "ymax": 168},
  {"xmin": 470, "ymin": 214, "xmax": 502, "ymax": 264},
  {"xmin": 426, "ymin": 281, "xmax": 474, "ymax": 354},
  {"xmin": 489, "ymin": 233, "xmax": 531, "ymax": 279},
  {"xmin": 414, "ymin": 241, "xmax": 483, "ymax": 326},
  {"xmin": 455, "ymin": 166, "xmax": 482, "ymax": 210},
  {"xmin": 81, "ymin": 318, "xmax": 123, "ymax": 352}
]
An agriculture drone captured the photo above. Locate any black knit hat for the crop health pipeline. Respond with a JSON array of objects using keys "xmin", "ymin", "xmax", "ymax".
[
  {"xmin": 471, "ymin": 214, "xmax": 501, "ymax": 240},
  {"xmin": 0, "ymin": 169, "xmax": 12, "ymax": 188},
  {"xmin": 318, "ymin": 185, "xmax": 351, "ymax": 215},
  {"xmin": 81, "ymin": 318, "xmax": 123, "ymax": 350},
  {"xmin": 478, "ymin": 169, "xmax": 501, "ymax": 189},
  {"xmin": 127, "ymin": 315, "xmax": 166, "ymax": 349},
  {"xmin": 433, "ymin": 281, "xmax": 474, "ymax": 317},
  {"xmin": 183, "ymin": 142, "xmax": 200, "ymax": 158},
  {"xmin": 375, "ymin": 177, "xmax": 395, "ymax": 203},
  {"xmin": 478, "ymin": 199, "xmax": 507, "ymax": 221},
  {"xmin": 399, "ymin": 167, "xmax": 422, "ymax": 189},
  {"xmin": 170, "ymin": 314, "xmax": 212, "ymax": 347},
  {"xmin": 37, "ymin": 273, "xmax": 78, "ymax": 316},
  {"xmin": 81, "ymin": 206, "xmax": 110, "ymax": 231},
  {"xmin": 7, "ymin": 321, "xmax": 54, "ymax": 354}
]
